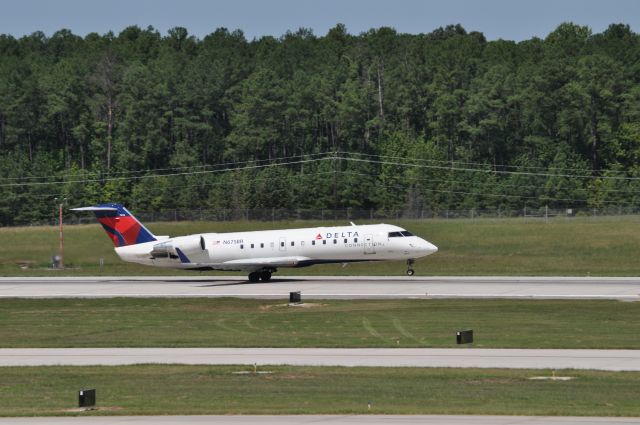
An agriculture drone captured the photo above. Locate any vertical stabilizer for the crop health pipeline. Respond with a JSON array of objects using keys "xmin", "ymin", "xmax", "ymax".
[{"xmin": 72, "ymin": 204, "xmax": 157, "ymax": 247}]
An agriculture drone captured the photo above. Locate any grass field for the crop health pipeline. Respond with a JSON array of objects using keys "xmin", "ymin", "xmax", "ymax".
[
  {"xmin": 1, "ymin": 298, "xmax": 638, "ymax": 349},
  {"xmin": 2, "ymin": 215, "xmax": 640, "ymax": 276},
  {"xmin": 0, "ymin": 365, "xmax": 639, "ymax": 416},
  {"xmin": 2, "ymin": 217, "xmax": 639, "ymax": 418}
]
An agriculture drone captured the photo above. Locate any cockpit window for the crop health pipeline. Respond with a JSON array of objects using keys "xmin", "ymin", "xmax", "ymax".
[{"xmin": 389, "ymin": 230, "xmax": 415, "ymax": 238}]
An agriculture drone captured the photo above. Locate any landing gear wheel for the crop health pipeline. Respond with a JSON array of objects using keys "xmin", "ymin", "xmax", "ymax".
[
  {"xmin": 248, "ymin": 272, "xmax": 260, "ymax": 283},
  {"xmin": 260, "ymin": 271, "xmax": 272, "ymax": 281},
  {"xmin": 405, "ymin": 259, "xmax": 416, "ymax": 276}
]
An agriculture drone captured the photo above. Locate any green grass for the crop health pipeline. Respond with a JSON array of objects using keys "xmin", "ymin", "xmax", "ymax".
[
  {"xmin": 1, "ymin": 298, "xmax": 639, "ymax": 349},
  {"xmin": 3, "ymin": 216, "xmax": 640, "ymax": 276},
  {"xmin": 0, "ymin": 365, "xmax": 639, "ymax": 416}
]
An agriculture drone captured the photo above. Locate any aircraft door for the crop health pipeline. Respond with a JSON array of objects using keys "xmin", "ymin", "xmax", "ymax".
[
  {"xmin": 279, "ymin": 237, "xmax": 287, "ymax": 252},
  {"xmin": 364, "ymin": 234, "xmax": 375, "ymax": 254}
]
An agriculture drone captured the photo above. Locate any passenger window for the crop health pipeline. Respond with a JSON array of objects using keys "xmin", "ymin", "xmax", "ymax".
[
  {"xmin": 260, "ymin": 243, "xmax": 264, "ymax": 248},
  {"xmin": 280, "ymin": 242, "xmax": 284, "ymax": 247},
  {"xmin": 251, "ymin": 243, "xmax": 254, "ymax": 249},
  {"xmin": 354, "ymin": 238, "xmax": 358, "ymax": 243},
  {"xmin": 333, "ymin": 239, "xmax": 337, "ymax": 244},
  {"xmin": 312, "ymin": 240, "xmax": 316, "ymax": 245},
  {"xmin": 291, "ymin": 241, "xmax": 295, "ymax": 247},
  {"xmin": 344, "ymin": 238, "xmax": 347, "ymax": 243},
  {"xmin": 240, "ymin": 244, "xmax": 244, "ymax": 249},
  {"xmin": 322, "ymin": 240, "xmax": 327, "ymax": 245}
]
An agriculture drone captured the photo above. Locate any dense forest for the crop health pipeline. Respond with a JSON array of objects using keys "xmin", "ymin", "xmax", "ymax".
[{"xmin": 1, "ymin": 23, "xmax": 640, "ymax": 225}]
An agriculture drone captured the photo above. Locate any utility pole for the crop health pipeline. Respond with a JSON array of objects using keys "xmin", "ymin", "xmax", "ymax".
[
  {"xmin": 333, "ymin": 152, "xmax": 339, "ymax": 218},
  {"xmin": 59, "ymin": 202, "xmax": 64, "ymax": 269},
  {"xmin": 55, "ymin": 198, "xmax": 66, "ymax": 269}
]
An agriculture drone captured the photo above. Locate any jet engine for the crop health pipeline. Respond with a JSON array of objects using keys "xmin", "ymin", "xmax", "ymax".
[{"xmin": 149, "ymin": 235, "xmax": 206, "ymax": 259}]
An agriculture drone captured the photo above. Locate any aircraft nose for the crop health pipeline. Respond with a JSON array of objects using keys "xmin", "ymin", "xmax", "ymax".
[
  {"xmin": 420, "ymin": 239, "xmax": 438, "ymax": 256},
  {"xmin": 425, "ymin": 241, "xmax": 438, "ymax": 254}
]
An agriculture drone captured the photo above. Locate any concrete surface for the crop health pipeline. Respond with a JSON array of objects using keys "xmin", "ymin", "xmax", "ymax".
[
  {"xmin": 1, "ymin": 276, "xmax": 639, "ymax": 300},
  {"xmin": 1, "ymin": 347, "xmax": 639, "ymax": 370}
]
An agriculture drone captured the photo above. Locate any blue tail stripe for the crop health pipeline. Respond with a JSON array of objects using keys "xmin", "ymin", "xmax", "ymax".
[
  {"xmin": 135, "ymin": 228, "xmax": 156, "ymax": 244},
  {"xmin": 99, "ymin": 223, "xmax": 126, "ymax": 247}
]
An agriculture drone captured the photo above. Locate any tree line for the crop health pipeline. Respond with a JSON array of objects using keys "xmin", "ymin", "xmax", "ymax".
[{"xmin": 1, "ymin": 22, "xmax": 640, "ymax": 225}]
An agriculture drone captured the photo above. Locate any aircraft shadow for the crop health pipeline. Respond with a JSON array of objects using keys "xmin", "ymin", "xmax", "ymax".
[
  {"xmin": 195, "ymin": 278, "xmax": 307, "ymax": 287},
  {"xmin": 101, "ymin": 277, "xmax": 308, "ymax": 286}
]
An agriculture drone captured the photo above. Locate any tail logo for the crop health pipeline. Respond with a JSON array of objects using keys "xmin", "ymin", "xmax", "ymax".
[
  {"xmin": 72, "ymin": 204, "xmax": 157, "ymax": 247},
  {"xmin": 97, "ymin": 215, "xmax": 151, "ymax": 247}
]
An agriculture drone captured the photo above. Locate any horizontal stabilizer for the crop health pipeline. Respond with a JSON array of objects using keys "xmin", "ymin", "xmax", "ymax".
[{"xmin": 71, "ymin": 206, "xmax": 118, "ymax": 212}]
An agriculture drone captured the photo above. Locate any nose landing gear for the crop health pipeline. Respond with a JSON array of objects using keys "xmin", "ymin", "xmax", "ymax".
[{"xmin": 406, "ymin": 259, "xmax": 415, "ymax": 276}]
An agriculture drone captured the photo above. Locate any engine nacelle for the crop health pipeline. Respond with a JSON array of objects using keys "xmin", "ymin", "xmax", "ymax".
[
  {"xmin": 149, "ymin": 235, "xmax": 206, "ymax": 259},
  {"xmin": 173, "ymin": 235, "xmax": 206, "ymax": 254}
]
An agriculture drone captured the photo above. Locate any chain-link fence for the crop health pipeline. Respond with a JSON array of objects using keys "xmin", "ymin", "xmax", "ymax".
[{"xmin": 24, "ymin": 205, "xmax": 640, "ymax": 227}]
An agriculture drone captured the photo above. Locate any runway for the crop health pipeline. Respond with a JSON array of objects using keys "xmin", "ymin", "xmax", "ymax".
[
  {"xmin": 1, "ymin": 276, "xmax": 639, "ymax": 300},
  {"xmin": 1, "ymin": 277, "xmax": 639, "ymax": 421},
  {"xmin": 0, "ymin": 416, "xmax": 638, "ymax": 425},
  {"xmin": 1, "ymin": 347, "xmax": 639, "ymax": 370},
  {"xmin": 1, "ymin": 276, "xmax": 637, "ymax": 372}
]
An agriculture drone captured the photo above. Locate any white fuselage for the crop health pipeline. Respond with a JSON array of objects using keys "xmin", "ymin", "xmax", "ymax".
[{"xmin": 115, "ymin": 223, "xmax": 437, "ymax": 272}]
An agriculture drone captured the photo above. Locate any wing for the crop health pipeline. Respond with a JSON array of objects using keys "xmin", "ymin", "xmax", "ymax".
[{"xmin": 185, "ymin": 256, "xmax": 313, "ymax": 271}]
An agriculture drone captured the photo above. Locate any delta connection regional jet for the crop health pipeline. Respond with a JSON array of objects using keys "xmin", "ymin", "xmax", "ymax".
[{"xmin": 73, "ymin": 204, "xmax": 438, "ymax": 282}]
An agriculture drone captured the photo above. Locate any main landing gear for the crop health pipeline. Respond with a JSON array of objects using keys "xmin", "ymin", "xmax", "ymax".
[
  {"xmin": 406, "ymin": 259, "xmax": 415, "ymax": 276},
  {"xmin": 248, "ymin": 270, "xmax": 273, "ymax": 283}
]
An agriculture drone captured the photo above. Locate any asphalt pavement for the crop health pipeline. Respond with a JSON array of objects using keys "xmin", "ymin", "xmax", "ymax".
[
  {"xmin": 1, "ymin": 275, "xmax": 639, "ymax": 299},
  {"xmin": 1, "ymin": 347, "xmax": 639, "ymax": 370}
]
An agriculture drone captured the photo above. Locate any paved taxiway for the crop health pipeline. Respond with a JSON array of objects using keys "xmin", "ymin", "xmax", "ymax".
[
  {"xmin": 1, "ymin": 276, "xmax": 639, "ymax": 299},
  {"xmin": 1, "ymin": 347, "xmax": 639, "ymax": 370},
  {"xmin": 0, "ymin": 416, "xmax": 639, "ymax": 425}
]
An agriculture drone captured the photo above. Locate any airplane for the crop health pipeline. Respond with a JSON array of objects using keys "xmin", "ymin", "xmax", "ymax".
[{"xmin": 72, "ymin": 203, "xmax": 438, "ymax": 282}]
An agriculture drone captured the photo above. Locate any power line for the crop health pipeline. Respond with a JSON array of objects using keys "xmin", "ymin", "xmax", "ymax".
[
  {"xmin": 340, "ymin": 151, "xmax": 632, "ymax": 176},
  {"xmin": 7, "ymin": 151, "xmax": 640, "ymax": 187},
  {"xmin": 338, "ymin": 170, "xmax": 640, "ymax": 195},
  {"xmin": 4, "ymin": 151, "xmax": 640, "ymax": 208},
  {"xmin": 0, "ymin": 157, "xmax": 335, "ymax": 188},
  {"xmin": 0, "ymin": 152, "xmax": 334, "ymax": 182},
  {"xmin": 339, "ymin": 155, "xmax": 640, "ymax": 181}
]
